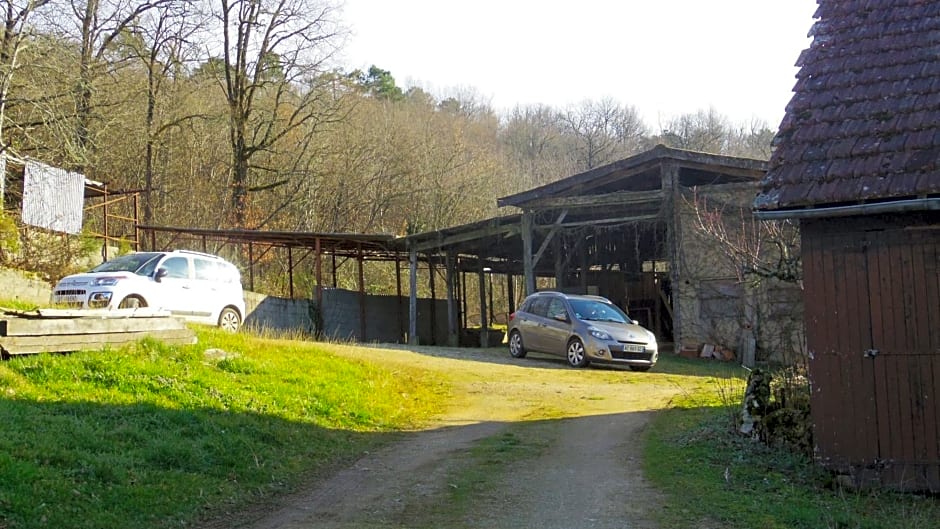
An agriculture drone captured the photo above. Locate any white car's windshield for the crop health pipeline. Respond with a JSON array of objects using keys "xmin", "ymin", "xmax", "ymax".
[
  {"xmin": 90, "ymin": 252, "xmax": 163, "ymax": 275},
  {"xmin": 569, "ymin": 299, "xmax": 630, "ymax": 323}
]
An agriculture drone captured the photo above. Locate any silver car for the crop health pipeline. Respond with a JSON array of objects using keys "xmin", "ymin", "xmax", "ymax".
[{"xmin": 507, "ymin": 292, "xmax": 658, "ymax": 371}]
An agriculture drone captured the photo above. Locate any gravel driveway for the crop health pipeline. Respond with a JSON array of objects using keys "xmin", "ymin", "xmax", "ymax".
[{"xmin": 219, "ymin": 343, "xmax": 682, "ymax": 529}]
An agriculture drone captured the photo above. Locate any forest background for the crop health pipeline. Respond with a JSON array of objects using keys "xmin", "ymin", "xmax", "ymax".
[{"xmin": 0, "ymin": 0, "xmax": 777, "ymax": 293}]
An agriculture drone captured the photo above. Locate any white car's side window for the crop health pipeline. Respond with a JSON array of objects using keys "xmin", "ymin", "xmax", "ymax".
[
  {"xmin": 194, "ymin": 258, "xmax": 216, "ymax": 281},
  {"xmin": 161, "ymin": 257, "xmax": 190, "ymax": 279}
]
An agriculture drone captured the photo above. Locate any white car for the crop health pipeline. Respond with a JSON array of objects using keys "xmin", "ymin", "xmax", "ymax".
[{"xmin": 51, "ymin": 250, "xmax": 246, "ymax": 331}]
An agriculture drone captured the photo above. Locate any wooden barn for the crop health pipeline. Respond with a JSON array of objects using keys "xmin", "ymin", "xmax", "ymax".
[
  {"xmin": 407, "ymin": 145, "xmax": 804, "ymax": 360},
  {"xmin": 755, "ymin": 0, "xmax": 940, "ymax": 491}
]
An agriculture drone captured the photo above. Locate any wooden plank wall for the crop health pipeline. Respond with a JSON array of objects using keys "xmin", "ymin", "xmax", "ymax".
[{"xmin": 802, "ymin": 213, "xmax": 939, "ymax": 491}]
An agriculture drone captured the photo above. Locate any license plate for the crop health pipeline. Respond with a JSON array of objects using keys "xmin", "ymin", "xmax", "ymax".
[
  {"xmin": 59, "ymin": 295, "xmax": 83, "ymax": 304},
  {"xmin": 624, "ymin": 344, "xmax": 645, "ymax": 353}
]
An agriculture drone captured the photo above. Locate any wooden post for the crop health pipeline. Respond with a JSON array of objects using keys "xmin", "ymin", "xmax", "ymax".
[
  {"xmin": 446, "ymin": 251, "xmax": 458, "ymax": 346},
  {"xmin": 395, "ymin": 257, "xmax": 404, "ymax": 343},
  {"xmin": 428, "ymin": 254, "xmax": 437, "ymax": 345},
  {"xmin": 478, "ymin": 257, "xmax": 488, "ymax": 348},
  {"xmin": 507, "ymin": 273, "xmax": 516, "ymax": 315},
  {"xmin": 664, "ymin": 160, "xmax": 682, "ymax": 347},
  {"xmin": 133, "ymin": 193, "xmax": 140, "ymax": 251},
  {"xmin": 102, "ymin": 185, "xmax": 109, "ymax": 261},
  {"xmin": 315, "ymin": 237, "xmax": 323, "ymax": 338},
  {"xmin": 288, "ymin": 246, "xmax": 294, "ymax": 299},
  {"xmin": 357, "ymin": 243, "xmax": 366, "ymax": 341},
  {"xmin": 522, "ymin": 211, "xmax": 535, "ymax": 295},
  {"xmin": 460, "ymin": 262, "xmax": 468, "ymax": 330},
  {"xmin": 331, "ymin": 252, "xmax": 337, "ymax": 287},
  {"xmin": 248, "ymin": 242, "xmax": 255, "ymax": 291},
  {"xmin": 408, "ymin": 248, "xmax": 418, "ymax": 345}
]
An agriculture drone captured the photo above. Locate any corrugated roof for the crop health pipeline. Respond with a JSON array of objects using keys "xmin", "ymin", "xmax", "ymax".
[{"xmin": 757, "ymin": 0, "xmax": 940, "ymax": 213}]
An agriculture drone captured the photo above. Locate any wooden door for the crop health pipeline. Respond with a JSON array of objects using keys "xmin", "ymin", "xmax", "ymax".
[{"xmin": 803, "ymin": 214, "xmax": 940, "ymax": 491}]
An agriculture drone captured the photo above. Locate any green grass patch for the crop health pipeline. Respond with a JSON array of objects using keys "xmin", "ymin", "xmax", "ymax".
[
  {"xmin": 644, "ymin": 389, "xmax": 940, "ymax": 529},
  {"xmin": 0, "ymin": 328, "xmax": 445, "ymax": 529}
]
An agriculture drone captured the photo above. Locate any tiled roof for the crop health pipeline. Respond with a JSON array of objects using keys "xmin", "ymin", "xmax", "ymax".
[{"xmin": 756, "ymin": 0, "xmax": 940, "ymax": 212}]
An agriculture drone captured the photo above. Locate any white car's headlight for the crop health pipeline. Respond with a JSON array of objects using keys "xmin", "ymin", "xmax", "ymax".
[
  {"xmin": 92, "ymin": 276, "xmax": 122, "ymax": 286},
  {"xmin": 588, "ymin": 326, "xmax": 612, "ymax": 340}
]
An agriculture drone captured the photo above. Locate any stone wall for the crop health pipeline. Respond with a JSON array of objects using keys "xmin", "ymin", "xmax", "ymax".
[
  {"xmin": 674, "ymin": 183, "xmax": 805, "ymax": 363},
  {"xmin": 0, "ymin": 268, "xmax": 51, "ymax": 305}
]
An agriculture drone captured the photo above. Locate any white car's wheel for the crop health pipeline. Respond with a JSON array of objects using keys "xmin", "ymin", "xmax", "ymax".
[
  {"xmin": 218, "ymin": 307, "xmax": 241, "ymax": 332},
  {"xmin": 118, "ymin": 295, "xmax": 146, "ymax": 309}
]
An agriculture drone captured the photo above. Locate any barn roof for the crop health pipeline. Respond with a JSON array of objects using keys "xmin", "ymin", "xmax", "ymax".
[
  {"xmin": 756, "ymin": 0, "xmax": 940, "ymax": 218},
  {"xmin": 499, "ymin": 144, "xmax": 766, "ymax": 209}
]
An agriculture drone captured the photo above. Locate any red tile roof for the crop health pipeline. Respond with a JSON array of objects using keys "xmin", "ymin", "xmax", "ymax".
[{"xmin": 756, "ymin": 0, "xmax": 940, "ymax": 213}]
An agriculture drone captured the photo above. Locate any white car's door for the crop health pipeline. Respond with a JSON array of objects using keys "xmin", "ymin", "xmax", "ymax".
[
  {"xmin": 191, "ymin": 257, "xmax": 225, "ymax": 321},
  {"xmin": 155, "ymin": 255, "xmax": 195, "ymax": 315}
]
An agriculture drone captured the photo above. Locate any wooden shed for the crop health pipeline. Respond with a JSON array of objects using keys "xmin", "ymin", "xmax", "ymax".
[{"xmin": 755, "ymin": 0, "xmax": 940, "ymax": 491}]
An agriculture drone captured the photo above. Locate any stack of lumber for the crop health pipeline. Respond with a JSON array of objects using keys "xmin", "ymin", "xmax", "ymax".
[{"xmin": 0, "ymin": 308, "xmax": 197, "ymax": 357}]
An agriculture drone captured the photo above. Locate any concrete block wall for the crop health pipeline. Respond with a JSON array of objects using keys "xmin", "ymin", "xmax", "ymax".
[
  {"xmin": 318, "ymin": 287, "xmax": 449, "ymax": 344},
  {"xmin": 244, "ymin": 288, "xmax": 450, "ymax": 345},
  {"xmin": 243, "ymin": 291, "xmax": 315, "ymax": 335}
]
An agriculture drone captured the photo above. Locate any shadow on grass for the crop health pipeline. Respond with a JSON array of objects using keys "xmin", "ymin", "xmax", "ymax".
[{"xmin": 0, "ymin": 398, "xmax": 394, "ymax": 529}]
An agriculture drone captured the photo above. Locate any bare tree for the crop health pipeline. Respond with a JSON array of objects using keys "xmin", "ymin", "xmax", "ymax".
[
  {"xmin": 122, "ymin": 1, "xmax": 204, "ymax": 224},
  {"xmin": 500, "ymin": 104, "xmax": 570, "ymax": 189},
  {"xmin": 213, "ymin": 0, "xmax": 345, "ymax": 228},
  {"xmin": 46, "ymin": 1, "xmax": 173, "ymax": 170},
  {"xmin": 558, "ymin": 97, "xmax": 647, "ymax": 171},
  {"xmin": 0, "ymin": 1, "xmax": 53, "ymax": 204},
  {"xmin": 654, "ymin": 108, "xmax": 774, "ymax": 160}
]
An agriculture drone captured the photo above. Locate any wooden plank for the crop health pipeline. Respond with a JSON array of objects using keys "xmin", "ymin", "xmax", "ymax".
[
  {"xmin": 1, "ymin": 328, "xmax": 196, "ymax": 355},
  {"xmin": 929, "ymin": 355, "xmax": 940, "ymax": 491},
  {"xmin": 869, "ymin": 236, "xmax": 895, "ymax": 463},
  {"xmin": 34, "ymin": 308, "xmax": 171, "ymax": 319},
  {"xmin": 911, "ymin": 356, "xmax": 931, "ymax": 470},
  {"xmin": 1, "ymin": 315, "xmax": 188, "ymax": 337}
]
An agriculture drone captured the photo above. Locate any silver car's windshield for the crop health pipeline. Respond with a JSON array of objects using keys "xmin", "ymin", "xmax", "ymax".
[
  {"xmin": 90, "ymin": 252, "xmax": 163, "ymax": 275},
  {"xmin": 569, "ymin": 299, "xmax": 630, "ymax": 323}
]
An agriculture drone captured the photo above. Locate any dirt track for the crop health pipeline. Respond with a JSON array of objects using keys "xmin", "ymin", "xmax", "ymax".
[{"xmin": 223, "ymin": 343, "xmax": 684, "ymax": 529}]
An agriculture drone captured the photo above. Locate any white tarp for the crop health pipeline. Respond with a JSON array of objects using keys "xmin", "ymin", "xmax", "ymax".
[{"xmin": 21, "ymin": 159, "xmax": 84, "ymax": 234}]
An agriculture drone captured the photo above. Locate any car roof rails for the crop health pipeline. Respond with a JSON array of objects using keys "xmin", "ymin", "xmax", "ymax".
[{"xmin": 173, "ymin": 249, "xmax": 221, "ymax": 259}]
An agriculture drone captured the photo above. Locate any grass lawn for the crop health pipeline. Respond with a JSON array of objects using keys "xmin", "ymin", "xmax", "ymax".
[
  {"xmin": 642, "ymin": 361, "xmax": 940, "ymax": 529},
  {"xmin": 0, "ymin": 328, "xmax": 446, "ymax": 529}
]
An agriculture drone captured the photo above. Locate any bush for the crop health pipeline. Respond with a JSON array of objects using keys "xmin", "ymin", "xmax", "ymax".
[{"xmin": 740, "ymin": 365, "xmax": 812, "ymax": 456}]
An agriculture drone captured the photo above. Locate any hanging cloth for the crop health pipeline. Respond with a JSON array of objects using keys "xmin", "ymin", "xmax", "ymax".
[{"xmin": 21, "ymin": 159, "xmax": 84, "ymax": 234}]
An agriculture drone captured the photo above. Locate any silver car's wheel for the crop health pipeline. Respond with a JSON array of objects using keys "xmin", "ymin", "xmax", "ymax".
[
  {"xmin": 218, "ymin": 307, "xmax": 241, "ymax": 332},
  {"xmin": 566, "ymin": 338, "xmax": 589, "ymax": 368},
  {"xmin": 508, "ymin": 330, "xmax": 527, "ymax": 358}
]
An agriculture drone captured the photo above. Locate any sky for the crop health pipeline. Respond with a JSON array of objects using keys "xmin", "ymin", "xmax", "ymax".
[{"xmin": 337, "ymin": 0, "xmax": 819, "ymax": 130}]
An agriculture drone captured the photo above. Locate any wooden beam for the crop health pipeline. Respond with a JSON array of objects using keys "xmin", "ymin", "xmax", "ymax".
[
  {"xmin": 532, "ymin": 210, "xmax": 568, "ymax": 269},
  {"xmin": 409, "ymin": 223, "xmax": 521, "ymax": 252},
  {"xmin": 525, "ymin": 189, "xmax": 665, "ymax": 210}
]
